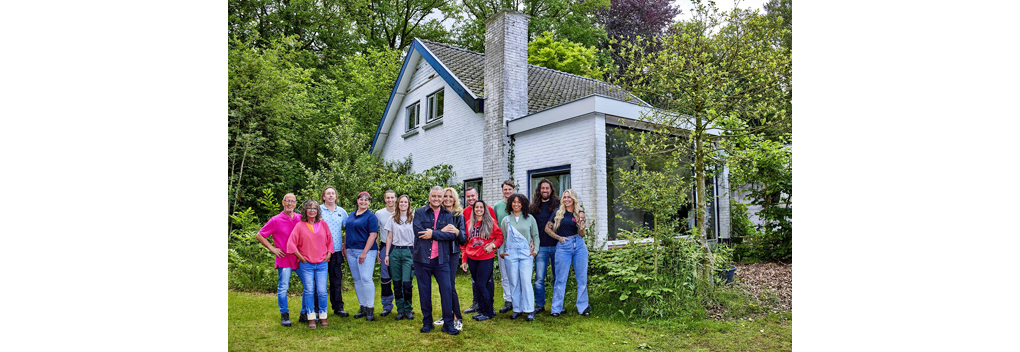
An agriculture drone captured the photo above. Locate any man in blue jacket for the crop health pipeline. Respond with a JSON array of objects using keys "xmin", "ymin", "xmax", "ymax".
[{"xmin": 413, "ymin": 186, "xmax": 466, "ymax": 335}]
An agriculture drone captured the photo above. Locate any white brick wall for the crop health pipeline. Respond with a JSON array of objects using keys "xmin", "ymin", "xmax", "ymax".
[
  {"xmin": 378, "ymin": 60, "xmax": 486, "ymax": 184},
  {"xmin": 511, "ymin": 113, "xmax": 610, "ymax": 248}
]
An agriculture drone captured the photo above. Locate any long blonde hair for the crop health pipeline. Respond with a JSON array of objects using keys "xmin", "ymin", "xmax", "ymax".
[
  {"xmin": 443, "ymin": 187, "xmax": 464, "ymax": 215},
  {"xmin": 392, "ymin": 194, "xmax": 414, "ymax": 225},
  {"xmin": 552, "ymin": 189, "xmax": 583, "ymax": 232}
]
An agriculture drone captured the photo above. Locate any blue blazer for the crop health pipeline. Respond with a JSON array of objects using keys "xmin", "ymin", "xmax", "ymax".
[{"xmin": 411, "ymin": 205, "xmax": 466, "ymax": 264}]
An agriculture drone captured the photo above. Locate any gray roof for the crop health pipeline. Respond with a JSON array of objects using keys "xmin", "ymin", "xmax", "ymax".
[{"xmin": 418, "ymin": 39, "xmax": 644, "ymax": 114}]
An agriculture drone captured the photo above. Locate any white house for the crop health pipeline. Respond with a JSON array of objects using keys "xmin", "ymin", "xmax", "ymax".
[{"xmin": 369, "ymin": 10, "xmax": 731, "ymax": 248}]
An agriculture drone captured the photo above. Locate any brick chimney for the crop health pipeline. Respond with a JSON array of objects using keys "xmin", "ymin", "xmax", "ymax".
[{"xmin": 482, "ymin": 9, "xmax": 529, "ymax": 205}]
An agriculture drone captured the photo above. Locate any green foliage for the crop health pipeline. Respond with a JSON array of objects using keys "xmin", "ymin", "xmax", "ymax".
[
  {"xmin": 228, "ymin": 207, "xmax": 303, "ymax": 293},
  {"xmin": 455, "ymin": 0, "xmax": 609, "ymax": 53},
  {"xmin": 589, "ymin": 232, "xmax": 712, "ymax": 319},
  {"xmin": 324, "ymin": 47, "xmax": 403, "ymax": 141},
  {"xmin": 228, "ymin": 37, "xmax": 319, "ymax": 220},
  {"xmin": 720, "ymin": 117, "xmax": 792, "ymax": 262},
  {"xmin": 613, "ymin": 1, "xmax": 792, "ymax": 264},
  {"xmin": 528, "ymin": 31, "xmax": 607, "ymax": 80}
]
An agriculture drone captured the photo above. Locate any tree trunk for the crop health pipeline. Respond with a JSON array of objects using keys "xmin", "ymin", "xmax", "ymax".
[{"xmin": 694, "ymin": 118, "xmax": 713, "ymax": 285}]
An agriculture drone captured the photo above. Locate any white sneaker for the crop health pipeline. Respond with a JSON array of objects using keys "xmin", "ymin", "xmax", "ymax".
[
  {"xmin": 454, "ymin": 319, "xmax": 463, "ymax": 331},
  {"xmin": 434, "ymin": 318, "xmax": 444, "ymax": 325}
]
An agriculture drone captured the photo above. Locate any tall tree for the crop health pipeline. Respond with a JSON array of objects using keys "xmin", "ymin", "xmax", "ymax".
[
  {"xmin": 597, "ymin": 0, "xmax": 681, "ymax": 42},
  {"xmin": 351, "ymin": 0, "xmax": 458, "ymax": 51},
  {"xmin": 455, "ymin": 0, "xmax": 609, "ymax": 52},
  {"xmin": 615, "ymin": 1, "xmax": 791, "ymax": 277},
  {"xmin": 228, "ymin": 0, "xmax": 359, "ymax": 62}
]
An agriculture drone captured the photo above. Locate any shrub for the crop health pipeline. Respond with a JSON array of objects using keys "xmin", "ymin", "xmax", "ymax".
[{"xmin": 588, "ymin": 229, "xmax": 712, "ymax": 319}]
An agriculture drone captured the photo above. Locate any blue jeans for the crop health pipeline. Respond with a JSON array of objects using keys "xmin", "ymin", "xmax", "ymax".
[
  {"xmin": 276, "ymin": 267, "xmax": 309, "ymax": 315},
  {"xmin": 533, "ymin": 246, "xmax": 556, "ymax": 308},
  {"xmin": 552, "ymin": 236, "xmax": 589, "ymax": 314},
  {"xmin": 297, "ymin": 261, "xmax": 329, "ymax": 319},
  {"xmin": 346, "ymin": 249, "xmax": 378, "ymax": 308}
]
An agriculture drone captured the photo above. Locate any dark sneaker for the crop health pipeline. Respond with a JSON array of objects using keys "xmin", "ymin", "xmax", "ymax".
[
  {"xmin": 582, "ymin": 306, "xmax": 591, "ymax": 316},
  {"xmin": 407, "ymin": 312, "xmax": 414, "ymax": 320},
  {"xmin": 526, "ymin": 313, "xmax": 535, "ymax": 321},
  {"xmin": 420, "ymin": 324, "xmax": 433, "ymax": 333},
  {"xmin": 442, "ymin": 326, "xmax": 460, "ymax": 335},
  {"xmin": 464, "ymin": 302, "xmax": 478, "ymax": 314},
  {"xmin": 380, "ymin": 309, "xmax": 392, "ymax": 317},
  {"xmin": 550, "ymin": 312, "xmax": 560, "ymax": 317},
  {"xmin": 298, "ymin": 313, "xmax": 308, "ymax": 323},
  {"xmin": 499, "ymin": 301, "xmax": 513, "ymax": 314},
  {"xmin": 334, "ymin": 309, "xmax": 349, "ymax": 318},
  {"xmin": 354, "ymin": 306, "xmax": 367, "ymax": 319},
  {"xmin": 281, "ymin": 313, "xmax": 292, "ymax": 327},
  {"xmin": 366, "ymin": 308, "xmax": 375, "ymax": 321},
  {"xmin": 535, "ymin": 306, "xmax": 545, "ymax": 314},
  {"xmin": 395, "ymin": 312, "xmax": 405, "ymax": 321},
  {"xmin": 476, "ymin": 314, "xmax": 492, "ymax": 321},
  {"xmin": 511, "ymin": 312, "xmax": 521, "ymax": 319}
]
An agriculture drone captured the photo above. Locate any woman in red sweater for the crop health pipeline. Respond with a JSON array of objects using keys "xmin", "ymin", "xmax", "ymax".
[{"xmin": 460, "ymin": 200, "xmax": 504, "ymax": 321}]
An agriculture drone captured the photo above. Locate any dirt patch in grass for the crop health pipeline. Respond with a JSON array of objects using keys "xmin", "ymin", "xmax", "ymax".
[{"xmin": 736, "ymin": 262, "xmax": 792, "ymax": 312}]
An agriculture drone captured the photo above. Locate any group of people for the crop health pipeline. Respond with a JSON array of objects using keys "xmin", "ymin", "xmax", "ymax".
[{"xmin": 256, "ymin": 179, "xmax": 591, "ymax": 335}]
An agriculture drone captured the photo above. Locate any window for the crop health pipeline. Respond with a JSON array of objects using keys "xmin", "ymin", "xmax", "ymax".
[
  {"xmin": 405, "ymin": 101, "xmax": 420, "ymax": 132},
  {"xmin": 426, "ymin": 89, "xmax": 444, "ymax": 122},
  {"xmin": 528, "ymin": 165, "xmax": 571, "ymax": 200},
  {"xmin": 462, "ymin": 178, "xmax": 482, "ymax": 207}
]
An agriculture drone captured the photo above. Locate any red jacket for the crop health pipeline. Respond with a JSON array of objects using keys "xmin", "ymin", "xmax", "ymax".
[{"xmin": 461, "ymin": 217, "xmax": 503, "ymax": 262}]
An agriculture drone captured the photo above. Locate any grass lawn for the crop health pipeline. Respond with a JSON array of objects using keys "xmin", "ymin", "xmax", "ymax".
[{"xmin": 229, "ymin": 272, "xmax": 791, "ymax": 351}]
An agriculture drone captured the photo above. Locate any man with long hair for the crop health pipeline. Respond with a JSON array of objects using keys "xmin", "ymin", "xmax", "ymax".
[{"xmin": 528, "ymin": 179, "xmax": 559, "ymax": 314}]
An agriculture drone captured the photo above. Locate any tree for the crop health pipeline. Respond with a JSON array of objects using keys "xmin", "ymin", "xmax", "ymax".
[
  {"xmin": 228, "ymin": 37, "xmax": 318, "ymax": 221},
  {"xmin": 527, "ymin": 31, "xmax": 607, "ymax": 79},
  {"xmin": 351, "ymin": 0, "xmax": 458, "ymax": 51},
  {"xmin": 455, "ymin": 0, "xmax": 609, "ymax": 53},
  {"xmin": 615, "ymin": 1, "xmax": 791, "ymax": 275},
  {"xmin": 597, "ymin": 0, "xmax": 681, "ymax": 42},
  {"xmin": 228, "ymin": 0, "xmax": 360, "ymax": 63}
]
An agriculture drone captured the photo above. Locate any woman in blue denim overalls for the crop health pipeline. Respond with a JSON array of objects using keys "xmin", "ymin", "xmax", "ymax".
[{"xmin": 498, "ymin": 193, "xmax": 541, "ymax": 321}]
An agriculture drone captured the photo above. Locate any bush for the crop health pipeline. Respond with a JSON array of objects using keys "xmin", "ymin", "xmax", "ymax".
[
  {"xmin": 588, "ymin": 230, "xmax": 712, "ymax": 319},
  {"xmin": 729, "ymin": 199, "xmax": 791, "ymax": 263}
]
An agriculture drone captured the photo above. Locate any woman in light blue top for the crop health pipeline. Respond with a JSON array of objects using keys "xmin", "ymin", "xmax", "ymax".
[{"xmin": 498, "ymin": 193, "xmax": 540, "ymax": 321}]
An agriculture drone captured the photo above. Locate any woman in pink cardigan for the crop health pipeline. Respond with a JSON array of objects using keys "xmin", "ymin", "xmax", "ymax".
[{"xmin": 287, "ymin": 200, "xmax": 335, "ymax": 329}]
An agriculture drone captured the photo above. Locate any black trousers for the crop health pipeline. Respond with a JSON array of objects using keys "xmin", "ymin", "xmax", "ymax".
[
  {"xmin": 414, "ymin": 257, "xmax": 454, "ymax": 331},
  {"xmin": 449, "ymin": 252, "xmax": 462, "ymax": 319},
  {"xmin": 467, "ymin": 257, "xmax": 495, "ymax": 317},
  {"xmin": 328, "ymin": 252, "xmax": 346, "ymax": 313}
]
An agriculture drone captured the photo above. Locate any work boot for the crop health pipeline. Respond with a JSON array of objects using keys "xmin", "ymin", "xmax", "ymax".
[
  {"xmin": 464, "ymin": 302, "xmax": 478, "ymax": 314},
  {"xmin": 354, "ymin": 306, "xmax": 367, "ymax": 319},
  {"xmin": 499, "ymin": 301, "xmax": 513, "ymax": 314},
  {"xmin": 281, "ymin": 313, "xmax": 292, "ymax": 327},
  {"xmin": 366, "ymin": 307, "xmax": 375, "ymax": 321}
]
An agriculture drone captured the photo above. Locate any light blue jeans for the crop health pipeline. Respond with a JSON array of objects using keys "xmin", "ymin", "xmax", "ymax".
[
  {"xmin": 346, "ymin": 249, "xmax": 378, "ymax": 308},
  {"xmin": 552, "ymin": 236, "xmax": 589, "ymax": 314},
  {"xmin": 297, "ymin": 261, "xmax": 329, "ymax": 319},
  {"xmin": 276, "ymin": 267, "xmax": 309, "ymax": 315},
  {"xmin": 533, "ymin": 246, "xmax": 556, "ymax": 308}
]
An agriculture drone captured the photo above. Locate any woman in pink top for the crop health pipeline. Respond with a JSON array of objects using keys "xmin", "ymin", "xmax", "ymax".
[{"xmin": 287, "ymin": 200, "xmax": 335, "ymax": 329}]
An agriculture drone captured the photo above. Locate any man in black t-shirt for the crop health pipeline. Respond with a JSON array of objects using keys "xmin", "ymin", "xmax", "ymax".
[{"xmin": 528, "ymin": 179, "xmax": 560, "ymax": 314}]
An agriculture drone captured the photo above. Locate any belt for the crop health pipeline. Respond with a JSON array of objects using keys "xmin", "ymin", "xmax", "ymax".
[{"xmin": 393, "ymin": 245, "xmax": 412, "ymax": 249}]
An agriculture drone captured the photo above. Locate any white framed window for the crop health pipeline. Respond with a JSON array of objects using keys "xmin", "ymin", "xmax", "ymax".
[
  {"xmin": 405, "ymin": 101, "xmax": 420, "ymax": 132},
  {"xmin": 426, "ymin": 89, "xmax": 444, "ymax": 122}
]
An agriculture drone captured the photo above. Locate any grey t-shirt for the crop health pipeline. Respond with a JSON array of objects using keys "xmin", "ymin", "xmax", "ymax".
[
  {"xmin": 375, "ymin": 208, "xmax": 394, "ymax": 243},
  {"xmin": 385, "ymin": 214, "xmax": 415, "ymax": 247}
]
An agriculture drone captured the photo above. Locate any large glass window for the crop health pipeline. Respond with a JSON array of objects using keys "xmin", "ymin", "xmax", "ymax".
[
  {"xmin": 405, "ymin": 101, "xmax": 420, "ymax": 132},
  {"xmin": 426, "ymin": 89, "xmax": 444, "ymax": 122},
  {"xmin": 606, "ymin": 126, "xmax": 718, "ymax": 240},
  {"xmin": 528, "ymin": 166, "xmax": 570, "ymax": 200}
]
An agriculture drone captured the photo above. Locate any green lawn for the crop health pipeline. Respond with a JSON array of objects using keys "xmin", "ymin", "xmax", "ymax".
[{"xmin": 229, "ymin": 273, "xmax": 791, "ymax": 351}]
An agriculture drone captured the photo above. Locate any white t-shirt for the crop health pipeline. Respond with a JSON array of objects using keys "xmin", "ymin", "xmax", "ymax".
[
  {"xmin": 375, "ymin": 207, "xmax": 394, "ymax": 243},
  {"xmin": 385, "ymin": 214, "xmax": 415, "ymax": 247}
]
